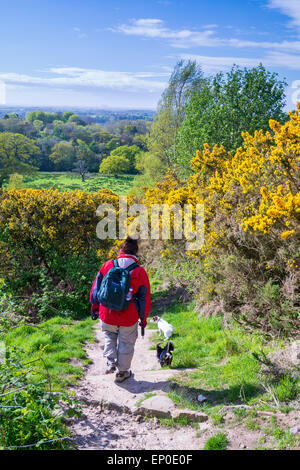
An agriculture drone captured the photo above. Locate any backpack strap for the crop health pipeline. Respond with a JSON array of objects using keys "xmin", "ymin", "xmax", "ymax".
[
  {"xmin": 112, "ymin": 259, "xmax": 137, "ymax": 272},
  {"xmin": 125, "ymin": 262, "xmax": 138, "ymax": 273}
]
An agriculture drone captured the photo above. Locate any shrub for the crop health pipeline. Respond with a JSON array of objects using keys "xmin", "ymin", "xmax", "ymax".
[
  {"xmin": 0, "ymin": 347, "xmax": 78, "ymax": 449},
  {"xmin": 140, "ymin": 105, "xmax": 300, "ymax": 336},
  {"xmin": 275, "ymin": 376, "xmax": 299, "ymax": 402},
  {"xmin": 0, "ymin": 188, "xmax": 120, "ymax": 319}
]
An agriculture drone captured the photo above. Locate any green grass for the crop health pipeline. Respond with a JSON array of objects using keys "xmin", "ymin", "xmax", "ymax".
[
  {"xmin": 231, "ymin": 407, "xmax": 248, "ymax": 422},
  {"xmin": 245, "ymin": 417, "xmax": 260, "ymax": 431},
  {"xmin": 5, "ymin": 172, "xmax": 135, "ymax": 195},
  {"xmin": 210, "ymin": 409, "xmax": 224, "ymax": 426},
  {"xmin": 274, "ymin": 376, "xmax": 299, "ymax": 402},
  {"xmin": 149, "ymin": 302, "xmax": 291, "ymax": 410},
  {"xmin": 4, "ymin": 316, "xmax": 96, "ymax": 390},
  {"xmin": 263, "ymin": 416, "xmax": 299, "ymax": 450},
  {"xmin": 156, "ymin": 416, "xmax": 195, "ymax": 428},
  {"xmin": 203, "ymin": 432, "xmax": 229, "ymax": 450}
]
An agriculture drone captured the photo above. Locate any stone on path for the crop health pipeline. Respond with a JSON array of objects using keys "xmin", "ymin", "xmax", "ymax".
[
  {"xmin": 171, "ymin": 408, "xmax": 208, "ymax": 423},
  {"xmin": 138, "ymin": 395, "xmax": 175, "ymax": 418},
  {"xmin": 290, "ymin": 425, "xmax": 299, "ymax": 436},
  {"xmin": 136, "ymin": 396, "xmax": 209, "ymax": 422}
]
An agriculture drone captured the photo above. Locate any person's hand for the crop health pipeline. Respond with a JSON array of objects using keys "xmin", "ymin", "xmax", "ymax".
[
  {"xmin": 139, "ymin": 319, "xmax": 147, "ymax": 328},
  {"xmin": 91, "ymin": 308, "xmax": 99, "ymax": 320}
]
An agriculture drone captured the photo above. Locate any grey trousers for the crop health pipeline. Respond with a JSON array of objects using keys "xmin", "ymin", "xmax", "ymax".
[{"xmin": 100, "ymin": 321, "xmax": 138, "ymax": 372}]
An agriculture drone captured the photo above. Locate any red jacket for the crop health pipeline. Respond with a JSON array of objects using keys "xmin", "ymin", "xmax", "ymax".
[{"xmin": 90, "ymin": 253, "xmax": 151, "ymax": 327}]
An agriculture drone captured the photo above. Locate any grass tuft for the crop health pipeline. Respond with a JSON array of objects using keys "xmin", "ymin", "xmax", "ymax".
[{"xmin": 203, "ymin": 432, "xmax": 229, "ymax": 450}]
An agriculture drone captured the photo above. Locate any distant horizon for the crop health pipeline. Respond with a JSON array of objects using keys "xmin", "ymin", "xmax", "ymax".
[{"xmin": 0, "ymin": 105, "xmax": 157, "ymax": 112}]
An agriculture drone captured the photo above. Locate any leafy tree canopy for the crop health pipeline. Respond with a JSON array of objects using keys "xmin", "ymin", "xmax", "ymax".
[
  {"xmin": 176, "ymin": 64, "xmax": 288, "ymax": 174},
  {"xmin": 99, "ymin": 154, "xmax": 130, "ymax": 176},
  {"xmin": 0, "ymin": 132, "xmax": 39, "ymax": 186},
  {"xmin": 110, "ymin": 144, "xmax": 141, "ymax": 173}
]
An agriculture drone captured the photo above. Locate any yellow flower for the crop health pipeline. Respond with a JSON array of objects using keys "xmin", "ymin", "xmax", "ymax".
[{"xmin": 281, "ymin": 230, "xmax": 295, "ymax": 240}]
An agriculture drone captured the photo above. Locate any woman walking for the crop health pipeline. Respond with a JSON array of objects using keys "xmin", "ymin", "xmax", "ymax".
[{"xmin": 90, "ymin": 237, "xmax": 151, "ymax": 383}]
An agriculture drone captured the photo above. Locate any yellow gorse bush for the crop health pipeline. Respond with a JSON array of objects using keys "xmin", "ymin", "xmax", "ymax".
[
  {"xmin": 0, "ymin": 188, "xmax": 120, "ymax": 269},
  {"xmin": 142, "ymin": 104, "xmax": 300, "ymax": 253},
  {"xmin": 140, "ymin": 105, "xmax": 299, "ymax": 335},
  {"xmin": 0, "ymin": 187, "xmax": 126, "ymax": 318}
]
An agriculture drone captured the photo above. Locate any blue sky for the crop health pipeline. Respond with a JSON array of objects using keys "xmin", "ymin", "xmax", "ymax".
[{"xmin": 0, "ymin": 0, "xmax": 300, "ymax": 109}]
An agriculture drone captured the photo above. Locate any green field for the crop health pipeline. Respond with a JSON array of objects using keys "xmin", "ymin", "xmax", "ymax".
[{"xmin": 5, "ymin": 172, "xmax": 135, "ymax": 195}]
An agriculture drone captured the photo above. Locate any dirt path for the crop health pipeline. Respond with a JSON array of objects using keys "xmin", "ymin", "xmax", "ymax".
[
  {"xmin": 76, "ymin": 322, "xmax": 194, "ymax": 410},
  {"xmin": 71, "ymin": 405, "xmax": 207, "ymax": 450},
  {"xmin": 70, "ymin": 322, "xmax": 300, "ymax": 450},
  {"xmin": 71, "ymin": 322, "xmax": 207, "ymax": 450}
]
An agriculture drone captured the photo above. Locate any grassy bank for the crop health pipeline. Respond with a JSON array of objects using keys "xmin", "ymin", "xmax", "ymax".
[
  {"xmin": 1, "ymin": 315, "xmax": 96, "ymax": 449},
  {"xmin": 150, "ymin": 301, "xmax": 299, "ymax": 411},
  {"xmin": 4, "ymin": 316, "xmax": 95, "ymax": 390},
  {"xmin": 149, "ymin": 298, "xmax": 299, "ymax": 449}
]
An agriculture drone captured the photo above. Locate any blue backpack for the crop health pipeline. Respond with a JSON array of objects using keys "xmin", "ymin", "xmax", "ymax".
[{"xmin": 97, "ymin": 260, "xmax": 138, "ymax": 311}]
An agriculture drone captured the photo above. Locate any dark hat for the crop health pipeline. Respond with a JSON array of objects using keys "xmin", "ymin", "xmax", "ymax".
[{"xmin": 120, "ymin": 236, "xmax": 139, "ymax": 256}]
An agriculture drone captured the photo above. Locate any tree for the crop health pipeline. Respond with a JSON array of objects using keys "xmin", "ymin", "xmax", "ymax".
[
  {"xmin": 133, "ymin": 133, "xmax": 148, "ymax": 151},
  {"xmin": 53, "ymin": 120, "xmax": 66, "ymax": 139},
  {"xmin": 0, "ymin": 116, "xmax": 22, "ymax": 134},
  {"xmin": 7, "ymin": 173, "xmax": 24, "ymax": 189},
  {"xmin": 0, "ymin": 117, "xmax": 37, "ymax": 139},
  {"xmin": 99, "ymin": 155, "xmax": 130, "ymax": 176},
  {"xmin": 0, "ymin": 133, "xmax": 39, "ymax": 187},
  {"xmin": 33, "ymin": 120, "xmax": 44, "ymax": 133},
  {"xmin": 106, "ymin": 137, "xmax": 121, "ymax": 152},
  {"xmin": 62, "ymin": 111, "xmax": 74, "ymax": 122},
  {"xmin": 3, "ymin": 113, "xmax": 19, "ymax": 120},
  {"xmin": 26, "ymin": 111, "xmax": 61, "ymax": 125},
  {"xmin": 73, "ymin": 159, "xmax": 88, "ymax": 182},
  {"xmin": 110, "ymin": 145, "xmax": 141, "ymax": 173},
  {"xmin": 68, "ymin": 114, "xmax": 86, "ymax": 126},
  {"xmin": 75, "ymin": 139, "xmax": 99, "ymax": 172},
  {"xmin": 138, "ymin": 60, "xmax": 205, "ymax": 187},
  {"xmin": 35, "ymin": 136, "xmax": 58, "ymax": 171},
  {"xmin": 176, "ymin": 64, "xmax": 288, "ymax": 174},
  {"xmin": 154, "ymin": 60, "xmax": 205, "ymax": 164},
  {"xmin": 133, "ymin": 151, "xmax": 166, "ymax": 195},
  {"xmin": 162, "ymin": 59, "xmax": 205, "ymax": 132},
  {"xmin": 69, "ymin": 125, "xmax": 91, "ymax": 144},
  {"xmin": 49, "ymin": 142, "xmax": 76, "ymax": 171}
]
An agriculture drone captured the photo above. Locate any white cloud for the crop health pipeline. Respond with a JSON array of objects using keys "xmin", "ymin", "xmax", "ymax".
[
  {"xmin": 0, "ymin": 67, "xmax": 167, "ymax": 93},
  {"xmin": 112, "ymin": 17, "xmax": 300, "ymax": 52},
  {"xmin": 179, "ymin": 54, "xmax": 262, "ymax": 73},
  {"xmin": 73, "ymin": 26, "xmax": 87, "ymax": 39},
  {"xmin": 268, "ymin": 0, "xmax": 300, "ymax": 31},
  {"xmin": 180, "ymin": 51, "xmax": 300, "ymax": 73},
  {"xmin": 112, "ymin": 19, "xmax": 219, "ymax": 47},
  {"xmin": 264, "ymin": 50, "xmax": 300, "ymax": 69}
]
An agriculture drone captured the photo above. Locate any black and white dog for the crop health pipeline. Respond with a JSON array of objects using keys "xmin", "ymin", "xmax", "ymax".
[
  {"xmin": 152, "ymin": 315, "xmax": 174, "ymax": 339},
  {"xmin": 156, "ymin": 341, "xmax": 174, "ymax": 367}
]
